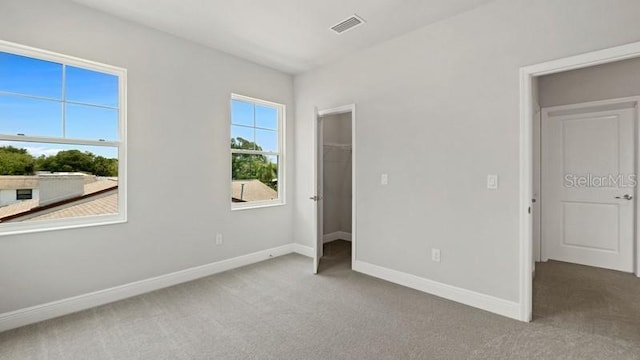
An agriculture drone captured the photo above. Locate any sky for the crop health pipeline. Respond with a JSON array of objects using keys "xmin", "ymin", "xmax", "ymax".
[
  {"xmin": 0, "ymin": 51, "xmax": 119, "ymax": 158},
  {"xmin": 231, "ymin": 99, "xmax": 278, "ymax": 153},
  {"xmin": 0, "ymin": 51, "xmax": 278, "ymax": 160}
]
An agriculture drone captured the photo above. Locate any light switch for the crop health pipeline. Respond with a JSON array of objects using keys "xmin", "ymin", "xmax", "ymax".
[
  {"xmin": 487, "ymin": 174, "xmax": 498, "ymax": 190},
  {"xmin": 381, "ymin": 173, "xmax": 388, "ymax": 185}
]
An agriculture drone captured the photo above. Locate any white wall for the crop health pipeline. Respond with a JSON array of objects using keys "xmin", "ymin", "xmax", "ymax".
[
  {"xmin": 0, "ymin": 190, "xmax": 21, "ymax": 207},
  {"xmin": 539, "ymin": 57, "xmax": 640, "ymax": 107},
  {"xmin": 0, "ymin": 0, "xmax": 294, "ymax": 314},
  {"xmin": 294, "ymin": 0, "xmax": 640, "ymax": 304},
  {"xmin": 322, "ymin": 114, "xmax": 352, "ymax": 236}
]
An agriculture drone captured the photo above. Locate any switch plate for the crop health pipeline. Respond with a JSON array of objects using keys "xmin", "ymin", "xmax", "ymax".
[
  {"xmin": 487, "ymin": 174, "xmax": 498, "ymax": 190},
  {"xmin": 215, "ymin": 234, "xmax": 223, "ymax": 245},
  {"xmin": 381, "ymin": 173, "xmax": 388, "ymax": 185},
  {"xmin": 431, "ymin": 248, "xmax": 441, "ymax": 262}
]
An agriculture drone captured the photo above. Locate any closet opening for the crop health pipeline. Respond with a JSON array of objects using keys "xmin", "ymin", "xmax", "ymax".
[{"xmin": 312, "ymin": 105, "xmax": 356, "ymax": 274}]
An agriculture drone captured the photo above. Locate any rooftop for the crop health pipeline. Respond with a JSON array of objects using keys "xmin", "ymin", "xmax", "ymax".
[
  {"xmin": 0, "ymin": 178, "xmax": 118, "ymax": 222},
  {"xmin": 232, "ymin": 179, "xmax": 277, "ymax": 202}
]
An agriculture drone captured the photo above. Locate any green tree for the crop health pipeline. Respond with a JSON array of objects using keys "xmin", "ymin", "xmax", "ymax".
[
  {"xmin": 231, "ymin": 137, "xmax": 277, "ymax": 190},
  {"xmin": 0, "ymin": 146, "xmax": 118, "ymax": 176},
  {"xmin": 36, "ymin": 150, "xmax": 118, "ymax": 176},
  {"xmin": 0, "ymin": 146, "xmax": 36, "ymax": 175},
  {"xmin": 92, "ymin": 156, "xmax": 118, "ymax": 176},
  {"xmin": 37, "ymin": 150, "xmax": 95, "ymax": 173}
]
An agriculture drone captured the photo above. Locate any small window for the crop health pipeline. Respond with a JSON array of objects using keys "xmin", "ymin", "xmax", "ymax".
[
  {"xmin": 0, "ymin": 40, "xmax": 126, "ymax": 234},
  {"xmin": 230, "ymin": 94, "xmax": 284, "ymax": 209},
  {"xmin": 16, "ymin": 189, "xmax": 33, "ymax": 200}
]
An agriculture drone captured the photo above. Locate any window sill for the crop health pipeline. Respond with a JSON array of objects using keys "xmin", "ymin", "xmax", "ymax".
[
  {"xmin": 231, "ymin": 201, "xmax": 285, "ymax": 211},
  {"xmin": 0, "ymin": 214, "xmax": 127, "ymax": 237}
]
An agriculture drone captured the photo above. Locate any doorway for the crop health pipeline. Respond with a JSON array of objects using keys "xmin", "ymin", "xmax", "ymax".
[
  {"xmin": 313, "ymin": 105, "xmax": 356, "ymax": 274},
  {"xmin": 520, "ymin": 41, "xmax": 640, "ymax": 322}
]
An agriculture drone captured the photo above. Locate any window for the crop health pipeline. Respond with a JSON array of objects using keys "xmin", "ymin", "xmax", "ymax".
[
  {"xmin": 16, "ymin": 189, "xmax": 33, "ymax": 200},
  {"xmin": 0, "ymin": 40, "xmax": 126, "ymax": 234},
  {"xmin": 230, "ymin": 94, "xmax": 284, "ymax": 208}
]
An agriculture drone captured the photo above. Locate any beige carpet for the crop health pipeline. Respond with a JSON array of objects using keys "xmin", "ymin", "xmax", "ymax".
[{"xmin": 1, "ymin": 240, "xmax": 639, "ymax": 359}]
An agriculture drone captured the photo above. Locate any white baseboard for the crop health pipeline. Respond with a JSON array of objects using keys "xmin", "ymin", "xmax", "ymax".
[
  {"xmin": 0, "ymin": 244, "xmax": 295, "ymax": 333},
  {"xmin": 353, "ymin": 260, "xmax": 521, "ymax": 321},
  {"xmin": 323, "ymin": 231, "xmax": 352, "ymax": 243},
  {"xmin": 292, "ymin": 243, "xmax": 314, "ymax": 257}
]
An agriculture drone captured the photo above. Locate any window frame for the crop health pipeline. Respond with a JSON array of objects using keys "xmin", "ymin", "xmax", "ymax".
[
  {"xmin": 16, "ymin": 189, "xmax": 33, "ymax": 200},
  {"xmin": 230, "ymin": 93, "xmax": 285, "ymax": 210},
  {"xmin": 0, "ymin": 40, "xmax": 127, "ymax": 236}
]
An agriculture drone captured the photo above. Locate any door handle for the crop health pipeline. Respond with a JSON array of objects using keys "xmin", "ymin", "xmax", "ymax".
[
  {"xmin": 309, "ymin": 195, "xmax": 322, "ymax": 201},
  {"xmin": 615, "ymin": 194, "xmax": 633, "ymax": 200}
]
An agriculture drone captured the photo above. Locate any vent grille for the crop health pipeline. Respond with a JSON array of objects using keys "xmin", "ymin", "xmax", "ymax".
[{"xmin": 330, "ymin": 14, "xmax": 365, "ymax": 34}]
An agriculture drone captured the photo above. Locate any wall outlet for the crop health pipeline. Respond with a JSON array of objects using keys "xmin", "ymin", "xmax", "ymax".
[
  {"xmin": 381, "ymin": 173, "xmax": 388, "ymax": 185},
  {"xmin": 431, "ymin": 248, "xmax": 441, "ymax": 262},
  {"xmin": 215, "ymin": 233, "xmax": 223, "ymax": 245},
  {"xmin": 487, "ymin": 174, "xmax": 498, "ymax": 190}
]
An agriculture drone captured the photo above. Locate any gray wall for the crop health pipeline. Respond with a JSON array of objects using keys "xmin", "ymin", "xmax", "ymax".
[
  {"xmin": 539, "ymin": 57, "xmax": 640, "ymax": 107},
  {"xmin": 322, "ymin": 114, "xmax": 352, "ymax": 236},
  {"xmin": 0, "ymin": 0, "xmax": 294, "ymax": 314},
  {"xmin": 293, "ymin": 0, "xmax": 640, "ymax": 303}
]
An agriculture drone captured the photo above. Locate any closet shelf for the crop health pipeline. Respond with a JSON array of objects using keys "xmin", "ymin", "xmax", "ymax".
[{"xmin": 323, "ymin": 143, "xmax": 352, "ymax": 150}]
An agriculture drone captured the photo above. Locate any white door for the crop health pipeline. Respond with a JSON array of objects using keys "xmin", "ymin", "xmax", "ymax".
[
  {"xmin": 312, "ymin": 115, "xmax": 324, "ymax": 274},
  {"xmin": 541, "ymin": 102, "xmax": 636, "ymax": 272}
]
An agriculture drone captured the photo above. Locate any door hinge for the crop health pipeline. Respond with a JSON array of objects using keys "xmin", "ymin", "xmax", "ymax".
[{"xmin": 528, "ymin": 206, "xmax": 531, "ymax": 214}]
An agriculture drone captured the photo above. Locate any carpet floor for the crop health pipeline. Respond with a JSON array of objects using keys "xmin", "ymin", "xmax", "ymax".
[{"xmin": 1, "ymin": 240, "xmax": 639, "ymax": 359}]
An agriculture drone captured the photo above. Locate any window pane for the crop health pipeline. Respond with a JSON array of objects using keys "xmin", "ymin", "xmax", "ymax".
[
  {"xmin": 231, "ymin": 125, "xmax": 255, "ymax": 150},
  {"xmin": 231, "ymin": 99, "xmax": 254, "ymax": 126},
  {"xmin": 255, "ymin": 104, "xmax": 277, "ymax": 130},
  {"xmin": 0, "ymin": 52, "xmax": 63, "ymax": 99},
  {"xmin": 65, "ymin": 66, "xmax": 118, "ymax": 107},
  {"xmin": 231, "ymin": 154, "xmax": 278, "ymax": 202},
  {"xmin": 255, "ymin": 128, "xmax": 278, "ymax": 152},
  {"xmin": 0, "ymin": 141, "xmax": 118, "ymax": 222},
  {"xmin": 0, "ymin": 95, "xmax": 62, "ymax": 137},
  {"xmin": 65, "ymin": 103, "xmax": 118, "ymax": 141}
]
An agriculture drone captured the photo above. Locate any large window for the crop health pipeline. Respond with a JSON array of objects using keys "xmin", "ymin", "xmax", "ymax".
[
  {"xmin": 0, "ymin": 41, "xmax": 126, "ymax": 234},
  {"xmin": 230, "ymin": 94, "xmax": 284, "ymax": 208}
]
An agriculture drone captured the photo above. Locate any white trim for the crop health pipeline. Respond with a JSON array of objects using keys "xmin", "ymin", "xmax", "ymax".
[
  {"xmin": 230, "ymin": 201, "xmax": 286, "ymax": 211},
  {"xmin": 519, "ymin": 40, "xmax": 640, "ymax": 322},
  {"xmin": 292, "ymin": 243, "xmax": 314, "ymax": 257},
  {"xmin": 353, "ymin": 260, "xmax": 521, "ymax": 320},
  {"xmin": 230, "ymin": 93, "xmax": 285, "ymax": 209},
  {"xmin": 314, "ymin": 104, "xmax": 357, "ymax": 273},
  {"xmin": 0, "ymin": 244, "xmax": 296, "ymax": 333},
  {"xmin": 323, "ymin": 231, "xmax": 352, "ymax": 243},
  {"xmin": 317, "ymin": 105, "xmax": 354, "ymax": 117}
]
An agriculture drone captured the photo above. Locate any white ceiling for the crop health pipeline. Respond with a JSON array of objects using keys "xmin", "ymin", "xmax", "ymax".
[{"xmin": 70, "ymin": 0, "xmax": 493, "ymax": 74}]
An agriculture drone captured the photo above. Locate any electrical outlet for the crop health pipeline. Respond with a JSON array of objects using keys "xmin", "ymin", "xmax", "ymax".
[
  {"xmin": 487, "ymin": 174, "xmax": 498, "ymax": 190},
  {"xmin": 215, "ymin": 233, "xmax": 223, "ymax": 245},
  {"xmin": 431, "ymin": 248, "xmax": 441, "ymax": 262},
  {"xmin": 381, "ymin": 173, "xmax": 388, "ymax": 185}
]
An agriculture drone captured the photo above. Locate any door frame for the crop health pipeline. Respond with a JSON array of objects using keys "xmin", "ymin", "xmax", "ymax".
[
  {"xmin": 520, "ymin": 40, "xmax": 640, "ymax": 322},
  {"xmin": 314, "ymin": 104, "xmax": 357, "ymax": 273},
  {"xmin": 538, "ymin": 97, "xmax": 640, "ymax": 269}
]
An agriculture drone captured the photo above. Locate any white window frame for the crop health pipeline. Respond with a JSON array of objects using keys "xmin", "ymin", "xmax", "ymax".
[
  {"xmin": 0, "ymin": 40, "xmax": 127, "ymax": 235},
  {"xmin": 230, "ymin": 93, "xmax": 285, "ymax": 210}
]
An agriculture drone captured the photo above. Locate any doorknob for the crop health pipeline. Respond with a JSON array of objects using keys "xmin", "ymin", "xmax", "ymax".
[
  {"xmin": 615, "ymin": 194, "xmax": 633, "ymax": 200},
  {"xmin": 309, "ymin": 195, "xmax": 322, "ymax": 201}
]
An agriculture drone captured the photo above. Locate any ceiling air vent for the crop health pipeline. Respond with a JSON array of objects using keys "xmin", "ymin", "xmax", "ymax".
[{"xmin": 330, "ymin": 14, "xmax": 365, "ymax": 34}]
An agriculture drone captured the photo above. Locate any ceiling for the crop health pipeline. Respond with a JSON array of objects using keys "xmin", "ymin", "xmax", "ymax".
[{"xmin": 70, "ymin": 0, "xmax": 493, "ymax": 74}]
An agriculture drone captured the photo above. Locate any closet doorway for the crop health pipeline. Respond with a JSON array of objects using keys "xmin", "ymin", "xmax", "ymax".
[{"xmin": 312, "ymin": 105, "xmax": 356, "ymax": 274}]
